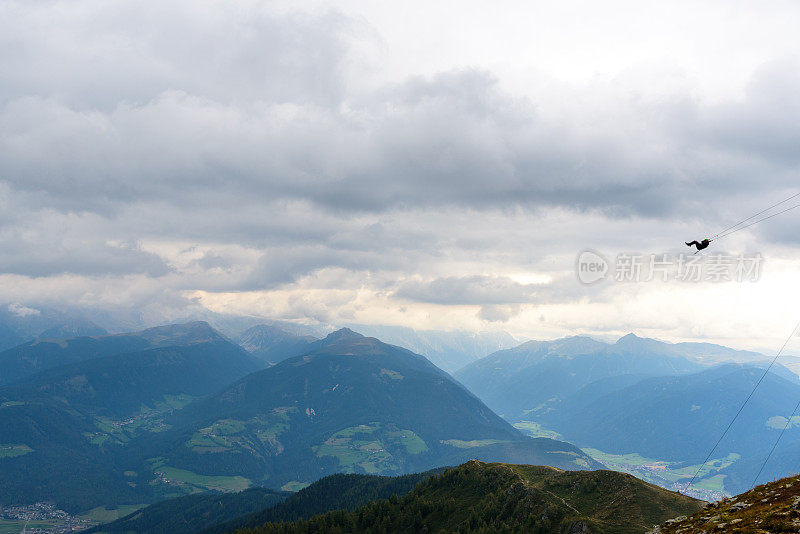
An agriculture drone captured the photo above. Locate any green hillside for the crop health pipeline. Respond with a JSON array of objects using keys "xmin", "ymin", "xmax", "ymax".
[
  {"xmin": 0, "ymin": 402, "xmax": 143, "ymax": 512},
  {"xmin": 207, "ymin": 470, "xmax": 444, "ymax": 533},
  {"xmin": 240, "ymin": 460, "xmax": 704, "ymax": 534},
  {"xmin": 0, "ymin": 325, "xmax": 263, "ymax": 511},
  {"xmin": 88, "ymin": 468, "xmax": 445, "ymax": 534},
  {"xmin": 86, "ymin": 487, "xmax": 289, "ymax": 534},
  {"xmin": 0, "ymin": 326, "xmax": 599, "ymax": 514},
  {"xmin": 156, "ymin": 332, "xmax": 600, "ymax": 489}
]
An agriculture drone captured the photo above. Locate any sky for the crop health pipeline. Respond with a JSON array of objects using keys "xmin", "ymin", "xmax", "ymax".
[{"xmin": 1, "ymin": 0, "xmax": 800, "ymax": 351}]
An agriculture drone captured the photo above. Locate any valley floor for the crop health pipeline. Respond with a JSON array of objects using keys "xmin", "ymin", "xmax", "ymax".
[
  {"xmin": 514, "ymin": 420, "xmax": 732, "ymax": 501},
  {"xmin": 0, "ymin": 503, "xmax": 145, "ymax": 534}
]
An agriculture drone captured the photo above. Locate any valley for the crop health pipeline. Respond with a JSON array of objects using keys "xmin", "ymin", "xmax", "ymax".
[
  {"xmin": 0, "ymin": 322, "xmax": 598, "ymax": 520},
  {"xmin": 514, "ymin": 420, "xmax": 735, "ymax": 500},
  {"xmin": 457, "ymin": 334, "xmax": 800, "ymax": 498},
  {"xmin": 5, "ymin": 7, "xmax": 798, "ymax": 531},
  {"xmin": 1, "ymin": 320, "xmax": 798, "ymax": 532}
]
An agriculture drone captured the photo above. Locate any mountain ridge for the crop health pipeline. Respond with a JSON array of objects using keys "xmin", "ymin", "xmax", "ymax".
[
  {"xmin": 153, "ymin": 333, "xmax": 599, "ymax": 491},
  {"xmin": 0, "ymin": 321, "xmax": 228, "ymax": 386},
  {"xmin": 241, "ymin": 460, "xmax": 704, "ymax": 533}
]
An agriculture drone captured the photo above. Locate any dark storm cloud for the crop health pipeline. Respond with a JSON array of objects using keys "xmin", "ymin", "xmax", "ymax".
[
  {"xmin": 0, "ymin": 236, "xmax": 170, "ymax": 278},
  {"xmin": 3, "ymin": 62, "xmax": 797, "ymax": 225}
]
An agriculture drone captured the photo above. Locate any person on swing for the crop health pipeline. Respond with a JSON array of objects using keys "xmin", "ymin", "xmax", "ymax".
[{"xmin": 685, "ymin": 238, "xmax": 710, "ymax": 251}]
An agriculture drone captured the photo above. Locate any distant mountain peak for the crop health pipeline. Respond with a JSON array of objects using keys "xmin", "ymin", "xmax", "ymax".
[
  {"xmin": 135, "ymin": 321, "xmax": 225, "ymax": 346},
  {"xmin": 247, "ymin": 324, "xmax": 284, "ymax": 334},
  {"xmin": 235, "ymin": 324, "xmax": 318, "ymax": 365},
  {"xmin": 323, "ymin": 327, "xmax": 364, "ymax": 343},
  {"xmin": 613, "ymin": 333, "xmax": 675, "ymax": 354},
  {"xmin": 38, "ymin": 318, "xmax": 108, "ymax": 339},
  {"xmin": 148, "ymin": 320, "xmax": 214, "ymax": 332},
  {"xmin": 617, "ymin": 332, "xmax": 641, "ymax": 342},
  {"xmin": 0, "ymin": 320, "xmax": 242, "ymax": 387}
]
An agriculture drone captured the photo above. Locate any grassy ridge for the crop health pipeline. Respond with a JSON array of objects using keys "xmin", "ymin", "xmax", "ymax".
[
  {"xmin": 238, "ymin": 461, "xmax": 703, "ymax": 534},
  {"xmin": 206, "ymin": 469, "xmax": 445, "ymax": 534}
]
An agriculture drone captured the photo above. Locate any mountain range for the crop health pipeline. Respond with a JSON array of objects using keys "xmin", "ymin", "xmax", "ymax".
[
  {"xmin": 345, "ymin": 323, "xmax": 521, "ymax": 372},
  {"xmin": 0, "ymin": 322, "xmax": 596, "ymax": 515},
  {"xmin": 0, "ymin": 305, "xmax": 115, "ymax": 352},
  {"xmin": 539, "ymin": 363, "xmax": 800, "ymax": 495},
  {"xmin": 149, "ymin": 329, "xmax": 598, "ymax": 492},
  {"xmin": 0, "ymin": 321, "xmax": 239, "ymax": 386},
  {"xmin": 0, "ymin": 322, "xmax": 263, "ymax": 511},
  {"xmin": 4, "ymin": 315, "xmax": 798, "ymax": 526},
  {"xmin": 455, "ymin": 333, "xmax": 800, "ymax": 497},
  {"xmin": 235, "ymin": 324, "xmax": 318, "ymax": 365},
  {"xmin": 92, "ymin": 461, "xmax": 706, "ymax": 534},
  {"xmin": 454, "ymin": 334, "xmax": 705, "ymax": 421}
]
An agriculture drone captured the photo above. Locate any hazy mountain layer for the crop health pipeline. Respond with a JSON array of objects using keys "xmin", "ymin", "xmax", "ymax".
[
  {"xmin": 346, "ymin": 323, "xmax": 521, "ymax": 372},
  {"xmin": 0, "ymin": 321, "xmax": 232, "ymax": 386},
  {"xmin": 455, "ymin": 334, "xmax": 703, "ymax": 420},
  {"xmin": 236, "ymin": 324, "xmax": 317, "ymax": 365}
]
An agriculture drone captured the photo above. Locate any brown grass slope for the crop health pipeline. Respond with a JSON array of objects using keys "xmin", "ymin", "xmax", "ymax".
[{"xmin": 652, "ymin": 473, "xmax": 800, "ymax": 533}]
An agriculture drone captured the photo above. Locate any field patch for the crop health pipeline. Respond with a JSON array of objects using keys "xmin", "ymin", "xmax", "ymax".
[
  {"xmin": 765, "ymin": 415, "xmax": 800, "ymax": 429},
  {"xmin": 281, "ymin": 481, "xmax": 311, "ymax": 492},
  {"xmin": 88, "ymin": 396, "xmax": 198, "ymax": 443},
  {"xmin": 186, "ymin": 415, "xmax": 288, "ymax": 455},
  {"xmin": 314, "ymin": 422, "xmax": 427, "ymax": 474},
  {"xmin": 513, "ymin": 421, "xmax": 562, "ymax": 439},
  {"xmin": 441, "ymin": 439, "xmax": 509, "ymax": 449},
  {"xmin": 389, "ymin": 429, "xmax": 428, "ymax": 454},
  {"xmin": 152, "ymin": 393, "xmax": 196, "ymax": 411},
  {"xmin": 155, "ymin": 466, "xmax": 251, "ymax": 492},
  {"xmin": 0, "ymin": 443, "xmax": 33, "ymax": 458},
  {"xmin": 0, "ymin": 520, "xmax": 59, "ymax": 533},
  {"xmin": 582, "ymin": 447, "xmax": 739, "ymax": 499},
  {"xmin": 380, "ymin": 368, "xmax": 404, "ymax": 380},
  {"xmin": 78, "ymin": 504, "xmax": 147, "ymax": 523}
]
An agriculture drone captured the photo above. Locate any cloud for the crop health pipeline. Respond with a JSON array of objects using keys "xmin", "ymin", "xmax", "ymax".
[
  {"xmin": 0, "ymin": 0, "xmax": 800, "ymax": 347},
  {"xmin": 8, "ymin": 303, "xmax": 40, "ymax": 317},
  {"xmin": 395, "ymin": 275, "xmax": 538, "ymax": 305},
  {"xmin": 4, "ymin": 62, "xmax": 799, "ymax": 226},
  {"xmin": 0, "ymin": 208, "xmax": 171, "ymax": 278},
  {"xmin": 477, "ymin": 304, "xmax": 522, "ymax": 323},
  {"xmin": 0, "ymin": 1, "xmax": 362, "ymax": 109}
]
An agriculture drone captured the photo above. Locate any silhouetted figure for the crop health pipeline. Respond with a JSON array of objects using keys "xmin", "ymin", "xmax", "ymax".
[{"xmin": 685, "ymin": 239, "xmax": 710, "ymax": 251}]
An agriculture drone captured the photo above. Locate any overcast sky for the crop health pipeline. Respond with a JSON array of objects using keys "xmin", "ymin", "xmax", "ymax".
[{"xmin": 2, "ymin": 0, "xmax": 800, "ymax": 351}]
